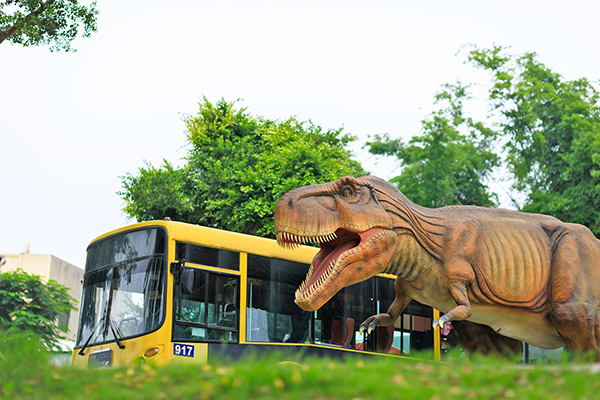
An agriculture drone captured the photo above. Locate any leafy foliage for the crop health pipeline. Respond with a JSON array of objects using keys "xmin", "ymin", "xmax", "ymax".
[
  {"xmin": 0, "ymin": 269, "xmax": 77, "ymax": 350},
  {"xmin": 120, "ymin": 161, "xmax": 195, "ymax": 224},
  {"xmin": 0, "ymin": 0, "xmax": 98, "ymax": 52},
  {"xmin": 120, "ymin": 98, "xmax": 365, "ymax": 236},
  {"xmin": 367, "ymin": 83, "xmax": 499, "ymax": 208},
  {"xmin": 468, "ymin": 46, "xmax": 600, "ymax": 234},
  {"xmin": 368, "ymin": 45, "xmax": 600, "ymax": 237}
]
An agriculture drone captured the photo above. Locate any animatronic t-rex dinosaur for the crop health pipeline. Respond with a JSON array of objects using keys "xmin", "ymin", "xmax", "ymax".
[{"xmin": 274, "ymin": 176, "xmax": 600, "ymax": 357}]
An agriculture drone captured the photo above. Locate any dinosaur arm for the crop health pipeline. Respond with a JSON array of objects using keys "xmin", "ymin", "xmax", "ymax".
[
  {"xmin": 433, "ymin": 281, "xmax": 472, "ymax": 329},
  {"xmin": 433, "ymin": 220, "xmax": 477, "ymax": 329},
  {"xmin": 359, "ymin": 278, "xmax": 411, "ymax": 334}
]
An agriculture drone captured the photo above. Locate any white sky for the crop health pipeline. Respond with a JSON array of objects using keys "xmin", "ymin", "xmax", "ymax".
[{"xmin": 1, "ymin": 0, "xmax": 599, "ymax": 269}]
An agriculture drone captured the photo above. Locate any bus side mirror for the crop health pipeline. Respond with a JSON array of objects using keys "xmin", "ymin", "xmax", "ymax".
[{"xmin": 170, "ymin": 259, "xmax": 185, "ymax": 274}]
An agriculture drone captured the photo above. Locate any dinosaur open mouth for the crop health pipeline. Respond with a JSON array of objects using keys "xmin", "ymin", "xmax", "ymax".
[
  {"xmin": 276, "ymin": 227, "xmax": 384, "ymax": 304},
  {"xmin": 296, "ymin": 229, "xmax": 360, "ymax": 297}
]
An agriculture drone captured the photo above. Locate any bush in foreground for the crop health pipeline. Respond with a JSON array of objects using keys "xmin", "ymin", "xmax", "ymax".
[{"xmin": 1, "ymin": 338, "xmax": 599, "ymax": 400}]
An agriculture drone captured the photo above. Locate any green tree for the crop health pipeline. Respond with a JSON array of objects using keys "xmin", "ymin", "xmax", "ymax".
[
  {"xmin": 120, "ymin": 160, "xmax": 196, "ymax": 224},
  {"xmin": 0, "ymin": 269, "xmax": 77, "ymax": 350},
  {"xmin": 0, "ymin": 0, "xmax": 98, "ymax": 52},
  {"xmin": 367, "ymin": 83, "xmax": 500, "ymax": 208},
  {"xmin": 120, "ymin": 98, "xmax": 365, "ymax": 236},
  {"xmin": 468, "ymin": 46, "xmax": 600, "ymax": 234}
]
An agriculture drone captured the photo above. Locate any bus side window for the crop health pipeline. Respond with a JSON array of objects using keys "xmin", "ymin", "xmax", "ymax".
[
  {"xmin": 173, "ymin": 268, "xmax": 239, "ymax": 342},
  {"xmin": 246, "ymin": 255, "xmax": 310, "ymax": 344}
]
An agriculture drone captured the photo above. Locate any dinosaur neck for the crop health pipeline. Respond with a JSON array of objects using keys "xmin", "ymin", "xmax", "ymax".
[
  {"xmin": 382, "ymin": 233, "xmax": 435, "ymax": 281},
  {"xmin": 368, "ymin": 177, "xmax": 445, "ymax": 261}
]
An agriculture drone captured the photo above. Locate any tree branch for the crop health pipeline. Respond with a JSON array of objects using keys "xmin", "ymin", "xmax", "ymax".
[{"xmin": 0, "ymin": 0, "xmax": 56, "ymax": 45}]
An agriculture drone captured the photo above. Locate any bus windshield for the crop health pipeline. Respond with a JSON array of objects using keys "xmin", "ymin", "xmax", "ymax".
[{"xmin": 76, "ymin": 228, "xmax": 167, "ymax": 348}]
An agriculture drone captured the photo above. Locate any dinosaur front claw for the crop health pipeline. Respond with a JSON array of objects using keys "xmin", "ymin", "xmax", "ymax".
[
  {"xmin": 358, "ymin": 320, "xmax": 371, "ymax": 334},
  {"xmin": 360, "ymin": 314, "xmax": 389, "ymax": 334},
  {"xmin": 432, "ymin": 315, "xmax": 449, "ymax": 330},
  {"xmin": 359, "ymin": 316, "xmax": 376, "ymax": 334}
]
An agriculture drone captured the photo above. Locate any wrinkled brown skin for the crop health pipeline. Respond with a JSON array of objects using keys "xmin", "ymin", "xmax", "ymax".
[{"xmin": 274, "ymin": 175, "xmax": 600, "ymax": 358}]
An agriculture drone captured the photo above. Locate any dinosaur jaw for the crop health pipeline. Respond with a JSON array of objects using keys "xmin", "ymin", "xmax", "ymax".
[{"xmin": 276, "ymin": 227, "xmax": 397, "ymax": 311}]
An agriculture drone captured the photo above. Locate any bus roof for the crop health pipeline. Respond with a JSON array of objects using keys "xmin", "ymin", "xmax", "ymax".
[{"xmin": 87, "ymin": 220, "xmax": 318, "ymax": 264}]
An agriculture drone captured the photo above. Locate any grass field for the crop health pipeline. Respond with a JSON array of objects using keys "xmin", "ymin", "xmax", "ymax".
[{"xmin": 1, "ymin": 335, "xmax": 599, "ymax": 400}]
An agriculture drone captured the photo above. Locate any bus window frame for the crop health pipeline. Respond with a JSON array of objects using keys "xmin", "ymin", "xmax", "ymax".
[
  {"xmin": 175, "ymin": 242, "xmax": 240, "ymax": 272},
  {"xmin": 245, "ymin": 252, "xmax": 312, "ymax": 345},
  {"xmin": 172, "ymin": 263, "xmax": 241, "ymax": 344},
  {"xmin": 74, "ymin": 226, "xmax": 169, "ymax": 350}
]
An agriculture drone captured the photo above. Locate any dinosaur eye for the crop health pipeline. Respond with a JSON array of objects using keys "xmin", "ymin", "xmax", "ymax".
[
  {"xmin": 337, "ymin": 178, "xmax": 361, "ymax": 203},
  {"xmin": 340, "ymin": 186, "xmax": 354, "ymax": 198}
]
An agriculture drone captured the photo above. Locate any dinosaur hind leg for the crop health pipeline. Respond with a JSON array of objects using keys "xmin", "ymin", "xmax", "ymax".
[
  {"xmin": 549, "ymin": 303, "xmax": 599, "ymax": 360},
  {"xmin": 547, "ymin": 227, "xmax": 600, "ymax": 360}
]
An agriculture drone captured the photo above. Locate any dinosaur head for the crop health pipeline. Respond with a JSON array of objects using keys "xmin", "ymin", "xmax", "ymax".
[{"xmin": 274, "ymin": 176, "xmax": 397, "ymax": 311}]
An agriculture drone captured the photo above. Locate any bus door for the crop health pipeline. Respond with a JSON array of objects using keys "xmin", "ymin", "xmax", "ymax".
[{"xmin": 172, "ymin": 263, "xmax": 240, "ymax": 343}]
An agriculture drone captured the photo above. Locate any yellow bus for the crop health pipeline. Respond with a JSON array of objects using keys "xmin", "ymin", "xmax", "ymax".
[{"xmin": 72, "ymin": 220, "xmax": 441, "ymax": 367}]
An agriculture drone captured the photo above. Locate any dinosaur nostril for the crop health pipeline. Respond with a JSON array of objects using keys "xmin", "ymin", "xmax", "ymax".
[{"xmin": 288, "ymin": 199, "xmax": 294, "ymax": 209}]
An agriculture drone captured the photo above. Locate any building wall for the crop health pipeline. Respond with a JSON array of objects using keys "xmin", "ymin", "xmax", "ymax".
[
  {"xmin": 2, "ymin": 252, "xmax": 83, "ymax": 344},
  {"xmin": 4, "ymin": 253, "xmax": 52, "ymax": 278}
]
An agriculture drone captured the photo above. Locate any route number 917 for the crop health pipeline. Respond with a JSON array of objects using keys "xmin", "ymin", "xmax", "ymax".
[{"xmin": 173, "ymin": 343, "xmax": 195, "ymax": 358}]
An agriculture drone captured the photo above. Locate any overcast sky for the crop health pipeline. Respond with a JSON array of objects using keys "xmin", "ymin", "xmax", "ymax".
[{"xmin": 1, "ymin": 1, "xmax": 599, "ymax": 269}]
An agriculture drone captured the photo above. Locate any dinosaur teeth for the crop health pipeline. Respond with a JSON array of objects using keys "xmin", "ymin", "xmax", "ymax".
[
  {"xmin": 283, "ymin": 241, "xmax": 301, "ymax": 250},
  {"xmin": 277, "ymin": 231, "xmax": 339, "ymax": 250},
  {"xmin": 297, "ymin": 263, "xmax": 314, "ymax": 298},
  {"xmin": 297, "ymin": 259, "xmax": 337, "ymax": 300}
]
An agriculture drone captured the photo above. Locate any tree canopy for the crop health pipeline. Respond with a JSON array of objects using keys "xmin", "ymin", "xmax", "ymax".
[
  {"xmin": 367, "ymin": 46, "xmax": 600, "ymax": 237},
  {"xmin": 468, "ymin": 46, "xmax": 600, "ymax": 234},
  {"xmin": 367, "ymin": 82, "xmax": 499, "ymax": 208},
  {"xmin": 120, "ymin": 98, "xmax": 365, "ymax": 237},
  {"xmin": 0, "ymin": 269, "xmax": 77, "ymax": 350},
  {"xmin": 0, "ymin": 0, "xmax": 98, "ymax": 52}
]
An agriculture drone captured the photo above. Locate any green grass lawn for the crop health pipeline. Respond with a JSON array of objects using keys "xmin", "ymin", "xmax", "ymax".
[{"xmin": 1, "ymin": 335, "xmax": 599, "ymax": 400}]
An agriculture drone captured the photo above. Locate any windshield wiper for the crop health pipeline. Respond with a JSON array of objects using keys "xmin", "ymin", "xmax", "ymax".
[
  {"xmin": 79, "ymin": 270, "xmax": 114, "ymax": 356},
  {"xmin": 108, "ymin": 318, "xmax": 125, "ymax": 349},
  {"xmin": 78, "ymin": 317, "xmax": 126, "ymax": 355},
  {"xmin": 99, "ymin": 268, "xmax": 124, "ymax": 349},
  {"xmin": 78, "ymin": 315, "xmax": 105, "ymax": 356}
]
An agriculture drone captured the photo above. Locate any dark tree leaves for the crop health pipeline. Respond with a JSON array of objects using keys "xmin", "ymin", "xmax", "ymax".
[
  {"xmin": 0, "ymin": 0, "xmax": 98, "ymax": 52},
  {"xmin": 468, "ymin": 46, "xmax": 600, "ymax": 234},
  {"xmin": 0, "ymin": 269, "xmax": 77, "ymax": 350},
  {"xmin": 119, "ymin": 98, "xmax": 365, "ymax": 237}
]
